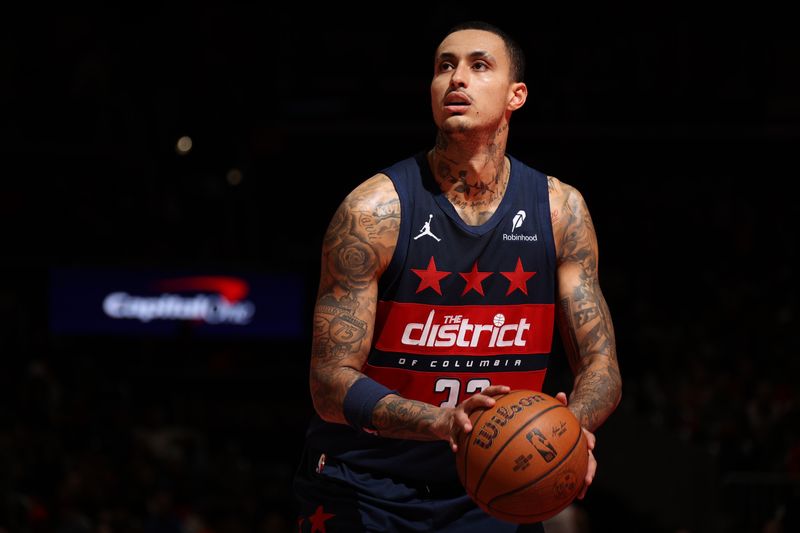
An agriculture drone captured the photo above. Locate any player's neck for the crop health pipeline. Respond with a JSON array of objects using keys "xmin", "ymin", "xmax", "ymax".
[{"xmin": 429, "ymin": 127, "xmax": 510, "ymax": 205}]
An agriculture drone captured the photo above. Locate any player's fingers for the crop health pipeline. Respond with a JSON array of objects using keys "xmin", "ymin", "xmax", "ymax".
[
  {"xmin": 479, "ymin": 385, "xmax": 511, "ymax": 398},
  {"xmin": 578, "ymin": 450, "xmax": 596, "ymax": 500},
  {"xmin": 453, "ymin": 408, "xmax": 474, "ymax": 433},
  {"xmin": 449, "ymin": 408, "xmax": 475, "ymax": 452},
  {"xmin": 582, "ymin": 428, "xmax": 596, "ymax": 451},
  {"xmin": 555, "ymin": 392, "xmax": 568, "ymax": 405},
  {"xmin": 586, "ymin": 450, "xmax": 597, "ymax": 484},
  {"xmin": 464, "ymin": 385, "xmax": 509, "ymax": 407},
  {"xmin": 463, "ymin": 394, "xmax": 498, "ymax": 416}
]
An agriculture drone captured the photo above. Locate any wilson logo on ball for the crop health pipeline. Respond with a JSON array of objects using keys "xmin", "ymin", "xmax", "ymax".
[{"xmin": 472, "ymin": 394, "xmax": 548, "ymax": 449}]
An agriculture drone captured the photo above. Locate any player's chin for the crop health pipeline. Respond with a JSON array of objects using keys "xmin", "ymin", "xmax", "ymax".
[{"xmin": 440, "ymin": 116, "xmax": 471, "ymax": 135}]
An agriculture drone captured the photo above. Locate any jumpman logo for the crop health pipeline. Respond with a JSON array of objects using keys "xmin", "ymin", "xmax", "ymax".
[{"xmin": 414, "ymin": 214, "xmax": 441, "ymax": 242}]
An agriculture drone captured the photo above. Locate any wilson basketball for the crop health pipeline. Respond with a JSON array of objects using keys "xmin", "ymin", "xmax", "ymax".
[{"xmin": 455, "ymin": 390, "xmax": 588, "ymax": 524}]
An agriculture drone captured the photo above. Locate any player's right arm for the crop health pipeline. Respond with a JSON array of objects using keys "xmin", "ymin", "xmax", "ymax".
[
  {"xmin": 310, "ymin": 174, "xmax": 504, "ymax": 448},
  {"xmin": 309, "ymin": 174, "xmax": 400, "ymax": 424}
]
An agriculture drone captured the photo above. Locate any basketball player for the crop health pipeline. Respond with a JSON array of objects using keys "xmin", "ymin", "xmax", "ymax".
[{"xmin": 294, "ymin": 21, "xmax": 622, "ymax": 532}]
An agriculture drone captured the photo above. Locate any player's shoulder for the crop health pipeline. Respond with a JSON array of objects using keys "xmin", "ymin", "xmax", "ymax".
[
  {"xmin": 547, "ymin": 175, "xmax": 587, "ymax": 210},
  {"xmin": 547, "ymin": 175, "xmax": 595, "ymax": 241},
  {"xmin": 341, "ymin": 173, "xmax": 399, "ymax": 213}
]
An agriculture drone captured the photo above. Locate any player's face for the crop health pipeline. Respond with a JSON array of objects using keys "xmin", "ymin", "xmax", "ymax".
[{"xmin": 431, "ymin": 29, "xmax": 523, "ymax": 136}]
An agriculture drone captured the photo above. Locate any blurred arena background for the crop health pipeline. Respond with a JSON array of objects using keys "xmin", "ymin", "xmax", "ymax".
[{"xmin": 1, "ymin": 6, "xmax": 798, "ymax": 533}]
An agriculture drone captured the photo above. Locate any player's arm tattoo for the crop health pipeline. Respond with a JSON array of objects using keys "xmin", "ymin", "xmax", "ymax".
[
  {"xmin": 555, "ymin": 186, "xmax": 622, "ymax": 432},
  {"xmin": 371, "ymin": 395, "xmax": 448, "ymax": 440},
  {"xmin": 309, "ymin": 176, "xmax": 400, "ymax": 424}
]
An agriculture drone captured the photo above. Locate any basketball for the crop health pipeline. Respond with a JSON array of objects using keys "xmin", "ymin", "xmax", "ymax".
[{"xmin": 455, "ymin": 390, "xmax": 588, "ymax": 524}]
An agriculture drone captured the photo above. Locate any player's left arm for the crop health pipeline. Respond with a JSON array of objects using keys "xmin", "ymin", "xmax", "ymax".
[{"xmin": 551, "ymin": 177, "xmax": 622, "ymax": 433}]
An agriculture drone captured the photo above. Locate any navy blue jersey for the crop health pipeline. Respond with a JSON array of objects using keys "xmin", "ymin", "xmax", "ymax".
[{"xmin": 306, "ymin": 151, "xmax": 557, "ymax": 484}]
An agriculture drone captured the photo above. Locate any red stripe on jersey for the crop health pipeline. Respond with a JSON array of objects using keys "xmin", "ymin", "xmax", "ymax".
[
  {"xmin": 375, "ymin": 301, "xmax": 554, "ymax": 355},
  {"xmin": 364, "ymin": 365, "xmax": 546, "ymax": 406}
]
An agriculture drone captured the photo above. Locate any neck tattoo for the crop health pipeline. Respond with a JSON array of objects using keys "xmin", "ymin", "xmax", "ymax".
[{"xmin": 429, "ymin": 150, "xmax": 509, "ymax": 207}]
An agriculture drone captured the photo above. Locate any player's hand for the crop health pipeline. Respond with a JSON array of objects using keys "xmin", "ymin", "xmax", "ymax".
[
  {"xmin": 555, "ymin": 392, "xmax": 596, "ymax": 500},
  {"xmin": 448, "ymin": 385, "xmax": 511, "ymax": 453}
]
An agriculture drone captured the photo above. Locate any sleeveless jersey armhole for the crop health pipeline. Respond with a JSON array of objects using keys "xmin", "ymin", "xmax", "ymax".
[
  {"xmin": 377, "ymin": 171, "xmax": 411, "ymax": 298},
  {"xmin": 535, "ymin": 170, "xmax": 557, "ymax": 274}
]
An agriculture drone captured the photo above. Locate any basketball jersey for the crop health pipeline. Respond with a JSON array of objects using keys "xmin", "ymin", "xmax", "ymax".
[{"xmin": 305, "ymin": 151, "xmax": 557, "ymax": 483}]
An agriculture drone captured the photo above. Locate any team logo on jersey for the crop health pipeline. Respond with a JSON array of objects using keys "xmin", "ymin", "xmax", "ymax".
[
  {"xmin": 401, "ymin": 310, "xmax": 530, "ymax": 349},
  {"xmin": 503, "ymin": 210, "xmax": 538, "ymax": 243},
  {"xmin": 414, "ymin": 214, "xmax": 441, "ymax": 242},
  {"xmin": 375, "ymin": 302, "xmax": 554, "ymax": 355}
]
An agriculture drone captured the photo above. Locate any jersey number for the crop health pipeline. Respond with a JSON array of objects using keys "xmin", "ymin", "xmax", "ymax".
[{"xmin": 434, "ymin": 378, "xmax": 491, "ymax": 407}]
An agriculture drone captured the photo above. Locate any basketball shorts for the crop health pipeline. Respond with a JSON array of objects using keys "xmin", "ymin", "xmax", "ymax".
[{"xmin": 293, "ymin": 446, "xmax": 544, "ymax": 532}]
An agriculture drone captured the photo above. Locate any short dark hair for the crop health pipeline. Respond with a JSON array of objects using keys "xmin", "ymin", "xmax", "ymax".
[{"xmin": 442, "ymin": 21, "xmax": 526, "ymax": 82}]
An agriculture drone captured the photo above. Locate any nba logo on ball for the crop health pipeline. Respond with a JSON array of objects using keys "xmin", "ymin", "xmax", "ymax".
[{"xmin": 493, "ymin": 314, "xmax": 505, "ymax": 327}]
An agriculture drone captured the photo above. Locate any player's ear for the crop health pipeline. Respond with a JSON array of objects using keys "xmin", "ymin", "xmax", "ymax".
[{"xmin": 508, "ymin": 82, "xmax": 527, "ymax": 111}]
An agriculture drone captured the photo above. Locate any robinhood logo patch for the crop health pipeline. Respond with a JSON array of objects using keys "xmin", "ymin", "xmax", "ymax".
[
  {"xmin": 512, "ymin": 210, "xmax": 526, "ymax": 232},
  {"xmin": 504, "ymin": 210, "xmax": 538, "ymax": 242}
]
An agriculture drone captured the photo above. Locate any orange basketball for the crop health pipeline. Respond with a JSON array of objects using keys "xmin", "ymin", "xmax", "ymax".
[{"xmin": 455, "ymin": 390, "xmax": 588, "ymax": 524}]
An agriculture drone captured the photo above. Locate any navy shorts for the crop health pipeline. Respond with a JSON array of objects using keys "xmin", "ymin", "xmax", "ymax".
[{"xmin": 293, "ymin": 447, "xmax": 544, "ymax": 532}]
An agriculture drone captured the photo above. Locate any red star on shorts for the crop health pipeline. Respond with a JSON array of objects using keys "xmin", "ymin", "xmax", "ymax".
[
  {"xmin": 459, "ymin": 261, "xmax": 493, "ymax": 296},
  {"xmin": 308, "ymin": 505, "xmax": 335, "ymax": 533},
  {"xmin": 411, "ymin": 256, "xmax": 451, "ymax": 295},
  {"xmin": 501, "ymin": 257, "xmax": 536, "ymax": 295}
]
